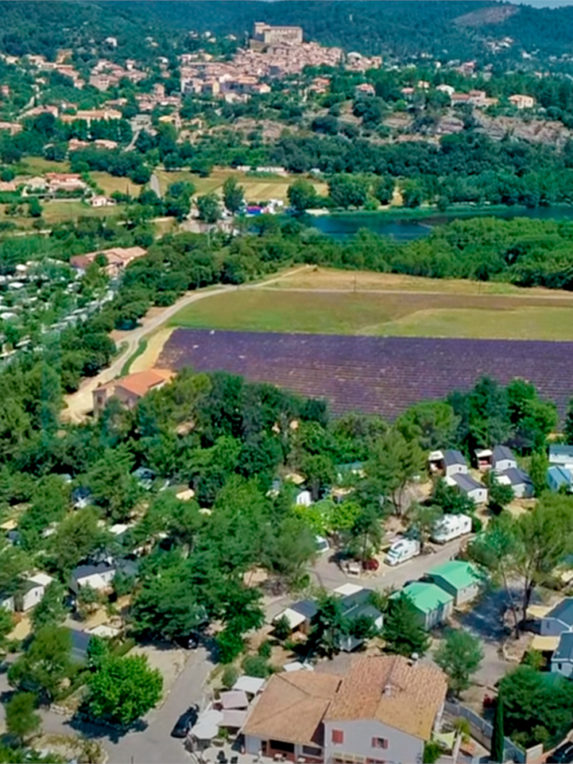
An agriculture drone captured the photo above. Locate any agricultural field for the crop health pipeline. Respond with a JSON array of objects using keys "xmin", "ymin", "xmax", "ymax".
[
  {"xmin": 170, "ymin": 269, "xmax": 573, "ymax": 341},
  {"xmin": 155, "ymin": 167, "xmax": 327, "ymax": 203},
  {"xmin": 90, "ymin": 171, "xmax": 144, "ymax": 197},
  {"xmin": 41, "ymin": 200, "xmax": 123, "ymax": 224},
  {"xmin": 158, "ymin": 329, "xmax": 573, "ymax": 420}
]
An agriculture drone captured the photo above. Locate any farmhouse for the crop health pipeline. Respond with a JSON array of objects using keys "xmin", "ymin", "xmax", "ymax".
[
  {"xmin": 93, "ymin": 368, "xmax": 174, "ymax": 416},
  {"xmin": 70, "ymin": 245, "xmax": 147, "ymax": 278},
  {"xmin": 426, "ymin": 561, "xmax": 482, "ymax": 606},
  {"xmin": 242, "ymin": 656, "xmax": 447, "ymax": 764},
  {"xmin": 393, "ymin": 582, "xmax": 454, "ymax": 629}
]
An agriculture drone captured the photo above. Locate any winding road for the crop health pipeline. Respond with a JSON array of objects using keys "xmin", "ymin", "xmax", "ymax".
[{"xmin": 63, "ymin": 266, "xmax": 311, "ymax": 421}]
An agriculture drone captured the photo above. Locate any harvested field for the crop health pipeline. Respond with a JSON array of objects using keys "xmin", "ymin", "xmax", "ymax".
[{"xmin": 158, "ymin": 330, "xmax": 573, "ymax": 420}]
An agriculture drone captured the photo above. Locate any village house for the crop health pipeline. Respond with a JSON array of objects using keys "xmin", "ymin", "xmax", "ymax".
[
  {"xmin": 45, "ymin": 172, "xmax": 87, "ymax": 193},
  {"xmin": 549, "ymin": 445, "xmax": 573, "ymax": 471},
  {"xmin": 540, "ymin": 599, "xmax": 573, "ymax": 637},
  {"xmin": 90, "ymin": 195, "xmax": 116, "ymax": 208},
  {"xmin": 69, "ymin": 245, "xmax": 147, "ymax": 278},
  {"xmin": 509, "ymin": 93, "xmax": 535, "ymax": 110},
  {"xmin": 242, "ymin": 656, "xmax": 447, "ymax": 764},
  {"xmin": 92, "ymin": 368, "xmax": 174, "ymax": 416},
  {"xmin": 551, "ymin": 632, "xmax": 573, "ymax": 679}
]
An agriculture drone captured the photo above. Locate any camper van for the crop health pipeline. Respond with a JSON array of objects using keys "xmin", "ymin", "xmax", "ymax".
[
  {"xmin": 385, "ymin": 538, "xmax": 421, "ymax": 567},
  {"xmin": 431, "ymin": 513, "xmax": 472, "ymax": 544}
]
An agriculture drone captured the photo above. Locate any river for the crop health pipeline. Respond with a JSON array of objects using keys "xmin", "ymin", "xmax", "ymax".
[{"xmin": 310, "ymin": 206, "xmax": 573, "ymax": 241}]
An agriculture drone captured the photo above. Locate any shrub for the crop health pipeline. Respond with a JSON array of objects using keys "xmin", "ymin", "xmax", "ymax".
[{"xmin": 221, "ymin": 665, "xmax": 239, "ymax": 690}]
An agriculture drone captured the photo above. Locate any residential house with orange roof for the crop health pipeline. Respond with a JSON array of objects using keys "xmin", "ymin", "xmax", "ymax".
[
  {"xmin": 242, "ymin": 656, "xmax": 447, "ymax": 764},
  {"xmin": 92, "ymin": 369, "xmax": 174, "ymax": 416}
]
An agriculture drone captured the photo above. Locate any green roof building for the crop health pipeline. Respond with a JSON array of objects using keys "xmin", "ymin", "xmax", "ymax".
[
  {"xmin": 427, "ymin": 560, "xmax": 483, "ymax": 606},
  {"xmin": 398, "ymin": 582, "xmax": 454, "ymax": 629}
]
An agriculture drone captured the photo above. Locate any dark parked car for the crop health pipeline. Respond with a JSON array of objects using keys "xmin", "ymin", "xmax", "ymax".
[
  {"xmin": 170, "ymin": 705, "xmax": 199, "ymax": 738},
  {"xmin": 548, "ymin": 742, "xmax": 573, "ymax": 763}
]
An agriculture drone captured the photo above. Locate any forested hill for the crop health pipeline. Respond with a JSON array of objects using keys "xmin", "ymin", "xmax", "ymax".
[
  {"xmin": 2, "ymin": 0, "xmax": 573, "ymax": 62},
  {"xmin": 120, "ymin": 0, "xmax": 573, "ymax": 60}
]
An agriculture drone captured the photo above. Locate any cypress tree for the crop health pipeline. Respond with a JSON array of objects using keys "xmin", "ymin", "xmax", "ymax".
[{"xmin": 491, "ymin": 695, "xmax": 505, "ymax": 763}]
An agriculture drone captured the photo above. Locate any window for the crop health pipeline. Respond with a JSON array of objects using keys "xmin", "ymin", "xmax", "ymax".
[
  {"xmin": 371, "ymin": 738, "xmax": 388, "ymax": 750},
  {"xmin": 302, "ymin": 746, "xmax": 322, "ymax": 758},
  {"xmin": 331, "ymin": 730, "xmax": 344, "ymax": 745},
  {"xmin": 366, "ymin": 758, "xmax": 386, "ymax": 764}
]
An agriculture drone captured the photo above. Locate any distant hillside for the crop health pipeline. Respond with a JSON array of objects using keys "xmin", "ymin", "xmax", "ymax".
[
  {"xmin": 116, "ymin": 0, "xmax": 573, "ymax": 60},
  {"xmin": 0, "ymin": 0, "xmax": 572, "ymax": 63}
]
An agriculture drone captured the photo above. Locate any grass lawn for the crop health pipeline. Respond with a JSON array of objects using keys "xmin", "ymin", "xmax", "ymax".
[
  {"xmin": 90, "ymin": 171, "xmax": 144, "ymax": 197},
  {"xmin": 155, "ymin": 167, "xmax": 327, "ymax": 203},
  {"xmin": 169, "ymin": 281, "xmax": 573, "ymax": 341},
  {"xmin": 16, "ymin": 157, "xmax": 71, "ymax": 175},
  {"xmin": 41, "ymin": 200, "xmax": 124, "ymax": 224}
]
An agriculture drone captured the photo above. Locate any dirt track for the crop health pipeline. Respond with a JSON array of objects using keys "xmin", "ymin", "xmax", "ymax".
[{"xmin": 62, "ymin": 266, "xmax": 311, "ymax": 422}]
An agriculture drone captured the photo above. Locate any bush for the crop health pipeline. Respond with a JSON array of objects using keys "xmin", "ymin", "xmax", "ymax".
[
  {"xmin": 241, "ymin": 654, "xmax": 271, "ymax": 678},
  {"xmin": 257, "ymin": 640, "xmax": 272, "ymax": 659},
  {"xmin": 221, "ymin": 664, "xmax": 239, "ymax": 690},
  {"xmin": 273, "ymin": 615, "xmax": 291, "ymax": 641}
]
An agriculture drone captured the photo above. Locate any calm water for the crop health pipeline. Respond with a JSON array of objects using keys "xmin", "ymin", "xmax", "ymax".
[{"xmin": 310, "ymin": 206, "xmax": 573, "ymax": 241}]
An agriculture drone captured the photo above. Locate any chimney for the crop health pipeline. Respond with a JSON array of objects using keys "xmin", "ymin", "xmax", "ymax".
[{"xmin": 383, "ymin": 683, "xmax": 392, "ymax": 697}]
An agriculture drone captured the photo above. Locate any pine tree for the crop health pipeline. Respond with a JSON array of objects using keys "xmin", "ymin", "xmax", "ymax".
[
  {"xmin": 383, "ymin": 593, "xmax": 430, "ymax": 657},
  {"xmin": 491, "ymin": 696, "xmax": 505, "ymax": 764}
]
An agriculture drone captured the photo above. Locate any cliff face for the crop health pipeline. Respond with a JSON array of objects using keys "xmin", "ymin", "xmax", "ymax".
[{"xmin": 475, "ymin": 113, "xmax": 572, "ymax": 147}]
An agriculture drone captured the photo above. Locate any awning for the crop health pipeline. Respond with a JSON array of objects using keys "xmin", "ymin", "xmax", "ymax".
[
  {"xmin": 333, "ymin": 583, "xmax": 364, "ymax": 598},
  {"xmin": 527, "ymin": 605, "xmax": 552, "ymax": 619},
  {"xmin": 222, "ymin": 709, "xmax": 248, "ymax": 729},
  {"xmin": 191, "ymin": 709, "xmax": 223, "ymax": 741},
  {"xmin": 233, "ymin": 675, "xmax": 265, "ymax": 695},
  {"xmin": 274, "ymin": 607, "xmax": 307, "ymax": 630},
  {"xmin": 220, "ymin": 690, "xmax": 248, "ymax": 709},
  {"xmin": 531, "ymin": 635, "xmax": 560, "ymax": 652}
]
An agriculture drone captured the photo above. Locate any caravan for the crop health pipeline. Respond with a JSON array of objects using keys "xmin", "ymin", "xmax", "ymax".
[
  {"xmin": 385, "ymin": 538, "xmax": 421, "ymax": 566},
  {"xmin": 431, "ymin": 514, "xmax": 472, "ymax": 544}
]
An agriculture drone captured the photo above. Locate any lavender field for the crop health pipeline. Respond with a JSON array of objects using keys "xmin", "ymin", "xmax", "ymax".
[{"xmin": 159, "ymin": 330, "xmax": 573, "ymax": 419}]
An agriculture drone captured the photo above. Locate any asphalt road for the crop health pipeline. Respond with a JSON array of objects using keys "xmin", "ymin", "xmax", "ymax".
[{"xmin": 2, "ymin": 647, "xmax": 212, "ymax": 764}]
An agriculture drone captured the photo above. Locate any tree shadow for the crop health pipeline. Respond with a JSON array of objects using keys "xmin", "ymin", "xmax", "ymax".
[{"xmin": 67, "ymin": 712, "xmax": 148, "ymax": 744}]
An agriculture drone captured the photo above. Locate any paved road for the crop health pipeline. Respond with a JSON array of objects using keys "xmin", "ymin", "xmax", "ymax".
[
  {"xmin": 64, "ymin": 266, "xmax": 311, "ymax": 421},
  {"xmin": 3, "ymin": 647, "xmax": 212, "ymax": 764}
]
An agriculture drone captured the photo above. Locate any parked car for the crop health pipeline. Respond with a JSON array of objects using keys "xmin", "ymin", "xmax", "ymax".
[
  {"xmin": 362, "ymin": 558, "xmax": 379, "ymax": 571},
  {"xmin": 170, "ymin": 705, "xmax": 199, "ymax": 738},
  {"xmin": 548, "ymin": 742, "xmax": 573, "ymax": 763}
]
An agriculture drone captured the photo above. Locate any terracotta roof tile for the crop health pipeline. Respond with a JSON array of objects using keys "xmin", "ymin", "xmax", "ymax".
[
  {"xmin": 115, "ymin": 369, "xmax": 173, "ymax": 398},
  {"xmin": 325, "ymin": 655, "xmax": 447, "ymax": 741},
  {"xmin": 243, "ymin": 672, "xmax": 341, "ymax": 746}
]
